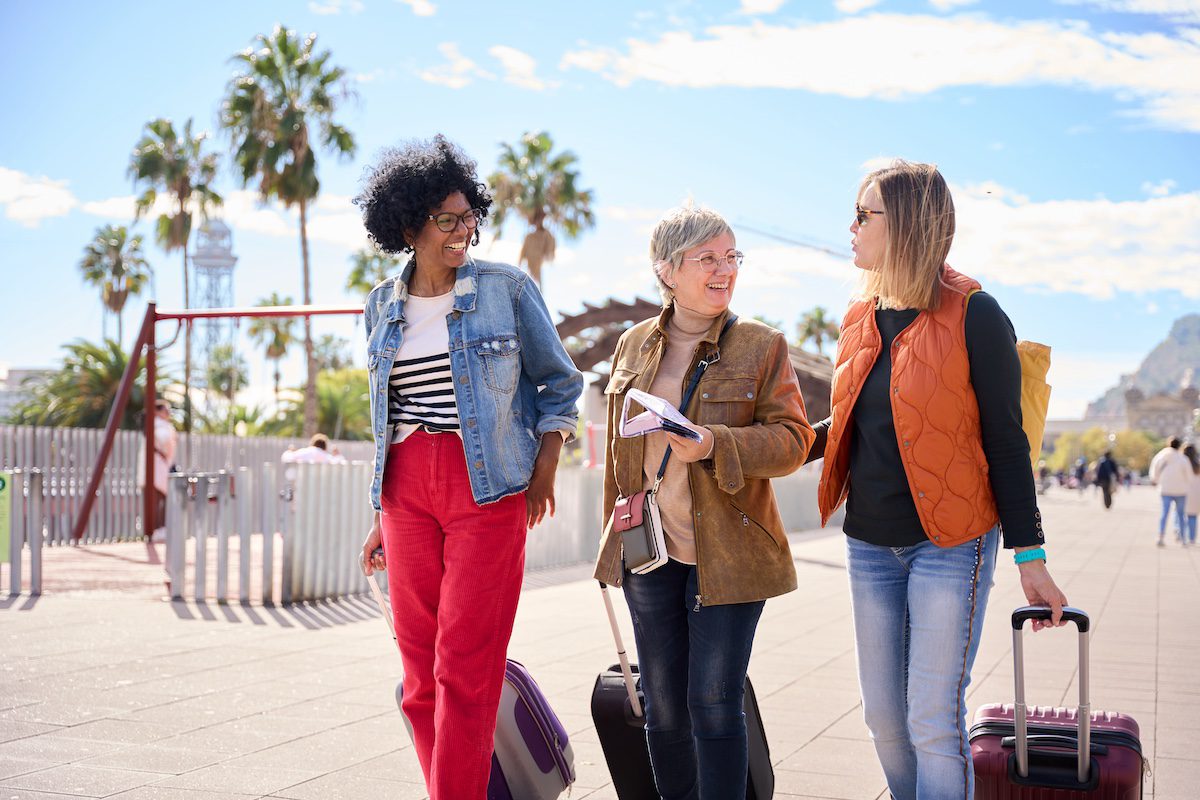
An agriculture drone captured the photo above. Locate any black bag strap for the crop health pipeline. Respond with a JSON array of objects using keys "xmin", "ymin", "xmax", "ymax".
[{"xmin": 654, "ymin": 314, "xmax": 738, "ymax": 485}]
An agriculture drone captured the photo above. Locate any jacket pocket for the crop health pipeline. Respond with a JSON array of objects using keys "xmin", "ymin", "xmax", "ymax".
[
  {"xmin": 729, "ymin": 501, "xmax": 782, "ymax": 551},
  {"xmin": 475, "ymin": 336, "xmax": 522, "ymax": 394},
  {"xmin": 604, "ymin": 368, "xmax": 639, "ymax": 396},
  {"xmin": 697, "ymin": 377, "xmax": 757, "ymax": 427}
]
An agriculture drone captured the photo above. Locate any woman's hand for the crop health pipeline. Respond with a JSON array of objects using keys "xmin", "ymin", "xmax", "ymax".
[
  {"xmin": 664, "ymin": 426, "xmax": 715, "ymax": 463},
  {"xmin": 527, "ymin": 433, "xmax": 565, "ymax": 529},
  {"xmin": 1016, "ymin": 555, "xmax": 1068, "ymax": 632},
  {"xmin": 360, "ymin": 513, "xmax": 385, "ymax": 576}
]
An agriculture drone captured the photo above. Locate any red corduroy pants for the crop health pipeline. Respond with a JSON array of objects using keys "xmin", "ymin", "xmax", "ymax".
[{"xmin": 380, "ymin": 430, "xmax": 527, "ymax": 800}]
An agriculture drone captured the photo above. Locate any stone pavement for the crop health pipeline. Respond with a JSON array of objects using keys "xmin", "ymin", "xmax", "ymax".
[{"xmin": 1, "ymin": 485, "xmax": 1196, "ymax": 799}]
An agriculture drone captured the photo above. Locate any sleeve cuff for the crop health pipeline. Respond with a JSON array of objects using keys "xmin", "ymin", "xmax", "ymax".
[{"xmin": 707, "ymin": 425, "xmax": 745, "ymax": 494}]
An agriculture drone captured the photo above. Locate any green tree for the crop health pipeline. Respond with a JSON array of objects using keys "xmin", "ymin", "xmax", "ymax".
[
  {"xmin": 204, "ymin": 344, "xmax": 248, "ymax": 411},
  {"xmin": 314, "ymin": 334, "xmax": 353, "ymax": 372},
  {"xmin": 129, "ymin": 117, "xmax": 222, "ymax": 435},
  {"xmin": 78, "ymin": 225, "xmax": 151, "ymax": 344},
  {"xmin": 346, "ymin": 248, "xmax": 400, "ymax": 298},
  {"xmin": 1111, "ymin": 430, "xmax": 1162, "ymax": 474},
  {"xmin": 220, "ymin": 25, "xmax": 357, "ymax": 438},
  {"xmin": 797, "ymin": 306, "xmax": 840, "ymax": 356},
  {"xmin": 271, "ymin": 369, "xmax": 370, "ymax": 440},
  {"xmin": 196, "ymin": 403, "xmax": 271, "ymax": 436},
  {"xmin": 488, "ymin": 131, "xmax": 595, "ymax": 287},
  {"xmin": 246, "ymin": 293, "xmax": 298, "ymax": 401},
  {"xmin": 8, "ymin": 339, "xmax": 170, "ymax": 429}
]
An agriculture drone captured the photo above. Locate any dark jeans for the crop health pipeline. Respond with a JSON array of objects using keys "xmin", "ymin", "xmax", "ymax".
[{"xmin": 623, "ymin": 559, "xmax": 764, "ymax": 800}]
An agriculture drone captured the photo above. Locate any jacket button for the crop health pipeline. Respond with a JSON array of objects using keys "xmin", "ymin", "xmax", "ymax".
[
  {"xmin": 702, "ymin": 392, "xmax": 710, "ymax": 399},
  {"xmin": 727, "ymin": 481, "xmax": 735, "ymax": 487},
  {"xmin": 467, "ymin": 419, "xmax": 477, "ymax": 428},
  {"xmin": 893, "ymin": 387, "xmax": 899, "ymax": 394},
  {"xmin": 934, "ymin": 535, "xmax": 941, "ymax": 541},
  {"xmin": 904, "ymin": 440, "xmax": 910, "ymax": 447},
  {"xmin": 459, "ymin": 375, "xmax": 468, "ymax": 384},
  {"xmin": 746, "ymin": 392, "xmax": 753, "ymax": 399},
  {"xmin": 473, "ymin": 460, "xmax": 483, "ymax": 469},
  {"xmin": 451, "ymin": 311, "xmax": 461, "ymax": 320},
  {"xmin": 918, "ymin": 492, "xmax": 925, "ymax": 498}
]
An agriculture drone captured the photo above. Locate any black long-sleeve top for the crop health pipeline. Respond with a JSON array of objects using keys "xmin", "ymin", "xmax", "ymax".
[{"xmin": 808, "ymin": 292, "xmax": 1044, "ymax": 549}]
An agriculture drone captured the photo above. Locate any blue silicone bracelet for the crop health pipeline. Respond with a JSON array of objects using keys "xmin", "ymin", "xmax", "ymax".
[{"xmin": 1014, "ymin": 547, "xmax": 1047, "ymax": 565}]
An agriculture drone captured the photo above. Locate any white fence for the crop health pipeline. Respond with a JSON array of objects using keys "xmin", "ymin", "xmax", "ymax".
[
  {"xmin": 3, "ymin": 469, "xmax": 44, "ymax": 595},
  {"xmin": 0, "ymin": 424, "xmax": 372, "ymax": 544}
]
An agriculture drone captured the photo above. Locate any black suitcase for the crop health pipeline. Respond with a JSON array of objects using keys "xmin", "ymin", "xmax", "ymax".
[{"xmin": 593, "ymin": 583, "xmax": 773, "ymax": 799}]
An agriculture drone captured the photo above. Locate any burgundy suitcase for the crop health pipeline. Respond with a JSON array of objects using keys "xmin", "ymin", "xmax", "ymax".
[{"xmin": 969, "ymin": 606, "xmax": 1145, "ymax": 799}]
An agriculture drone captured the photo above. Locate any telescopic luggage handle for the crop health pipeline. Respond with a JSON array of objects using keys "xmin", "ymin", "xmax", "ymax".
[
  {"xmin": 1011, "ymin": 605, "xmax": 1090, "ymax": 784},
  {"xmin": 599, "ymin": 582, "xmax": 644, "ymax": 719}
]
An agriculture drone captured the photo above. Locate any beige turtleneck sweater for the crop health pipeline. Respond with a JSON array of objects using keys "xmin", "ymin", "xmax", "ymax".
[{"xmin": 642, "ymin": 302, "xmax": 719, "ymax": 564}]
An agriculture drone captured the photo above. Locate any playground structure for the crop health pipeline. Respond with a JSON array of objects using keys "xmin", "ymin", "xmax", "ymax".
[{"xmin": 70, "ymin": 301, "xmax": 363, "ymax": 543}]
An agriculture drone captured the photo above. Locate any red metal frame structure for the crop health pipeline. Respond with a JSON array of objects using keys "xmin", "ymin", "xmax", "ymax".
[{"xmin": 70, "ymin": 301, "xmax": 364, "ymax": 542}]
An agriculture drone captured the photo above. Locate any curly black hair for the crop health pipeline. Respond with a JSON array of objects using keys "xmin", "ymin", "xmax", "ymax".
[{"xmin": 354, "ymin": 134, "xmax": 494, "ymax": 254}]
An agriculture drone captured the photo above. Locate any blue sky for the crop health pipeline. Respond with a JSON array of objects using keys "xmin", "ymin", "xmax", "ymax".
[{"xmin": 1, "ymin": 0, "xmax": 1197, "ymax": 419}]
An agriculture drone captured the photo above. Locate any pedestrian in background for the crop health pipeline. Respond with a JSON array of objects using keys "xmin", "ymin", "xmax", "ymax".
[
  {"xmin": 1149, "ymin": 436, "xmax": 1191, "ymax": 546},
  {"xmin": 1096, "ymin": 450, "xmax": 1119, "ymax": 510},
  {"xmin": 1183, "ymin": 443, "xmax": 1199, "ymax": 546}
]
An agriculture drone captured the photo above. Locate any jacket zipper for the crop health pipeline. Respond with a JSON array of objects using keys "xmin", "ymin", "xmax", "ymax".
[{"xmin": 729, "ymin": 502, "xmax": 781, "ymax": 551}]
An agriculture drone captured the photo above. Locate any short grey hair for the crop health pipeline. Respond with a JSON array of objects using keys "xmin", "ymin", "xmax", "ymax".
[{"xmin": 649, "ymin": 202, "xmax": 733, "ymax": 304}]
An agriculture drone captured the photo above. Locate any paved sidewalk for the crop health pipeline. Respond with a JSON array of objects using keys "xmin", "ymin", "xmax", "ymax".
[{"xmin": 2, "ymin": 485, "xmax": 1196, "ymax": 799}]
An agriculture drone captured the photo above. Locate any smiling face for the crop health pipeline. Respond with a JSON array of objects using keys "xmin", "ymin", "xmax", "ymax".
[
  {"xmin": 850, "ymin": 181, "xmax": 888, "ymax": 271},
  {"xmin": 409, "ymin": 191, "xmax": 473, "ymax": 275},
  {"xmin": 670, "ymin": 231, "xmax": 739, "ymax": 316}
]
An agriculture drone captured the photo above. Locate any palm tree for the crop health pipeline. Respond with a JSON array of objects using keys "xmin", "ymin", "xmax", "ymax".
[
  {"xmin": 796, "ymin": 306, "xmax": 840, "ymax": 356},
  {"xmin": 346, "ymin": 248, "xmax": 400, "ymax": 298},
  {"xmin": 314, "ymin": 334, "xmax": 353, "ymax": 372},
  {"xmin": 488, "ymin": 131, "xmax": 595, "ymax": 287},
  {"xmin": 269, "ymin": 368, "xmax": 371, "ymax": 440},
  {"xmin": 220, "ymin": 25, "xmax": 357, "ymax": 437},
  {"xmin": 8, "ymin": 339, "xmax": 171, "ymax": 429},
  {"xmin": 128, "ymin": 117, "xmax": 222, "ymax": 437},
  {"xmin": 78, "ymin": 225, "xmax": 151, "ymax": 344},
  {"xmin": 204, "ymin": 344, "xmax": 248, "ymax": 414},
  {"xmin": 246, "ymin": 293, "xmax": 298, "ymax": 402}
]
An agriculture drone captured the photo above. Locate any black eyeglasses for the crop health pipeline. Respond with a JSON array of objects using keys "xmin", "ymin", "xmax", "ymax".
[
  {"xmin": 428, "ymin": 208, "xmax": 483, "ymax": 233},
  {"xmin": 855, "ymin": 204, "xmax": 885, "ymax": 226}
]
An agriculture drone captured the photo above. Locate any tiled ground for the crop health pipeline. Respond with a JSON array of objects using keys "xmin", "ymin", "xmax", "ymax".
[{"xmin": 2, "ymin": 484, "xmax": 1195, "ymax": 798}]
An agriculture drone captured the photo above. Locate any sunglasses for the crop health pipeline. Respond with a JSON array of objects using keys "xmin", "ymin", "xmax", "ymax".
[{"xmin": 855, "ymin": 204, "xmax": 885, "ymax": 226}]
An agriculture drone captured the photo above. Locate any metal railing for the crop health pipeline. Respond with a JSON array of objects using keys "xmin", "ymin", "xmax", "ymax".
[{"xmin": 3, "ymin": 468, "xmax": 44, "ymax": 595}]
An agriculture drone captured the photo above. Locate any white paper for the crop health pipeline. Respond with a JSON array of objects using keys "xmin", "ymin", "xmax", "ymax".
[{"xmin": 619, "ymin": 389, "xmax": 705, "ymax": 442}]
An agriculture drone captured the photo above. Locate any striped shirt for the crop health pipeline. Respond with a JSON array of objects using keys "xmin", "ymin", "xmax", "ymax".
[{"xmin": 388, "ymin": 291, "xmax": 460, "ymax": 443}]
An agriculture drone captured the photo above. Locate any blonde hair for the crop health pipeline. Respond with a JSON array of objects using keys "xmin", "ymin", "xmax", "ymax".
[
  {"xmin": 858, "ymin": 160, "xmax": 955, "ymax": 311},
  {"xmin": 648, "ymin": 201, "xmax": 733, "ymax": 304}
]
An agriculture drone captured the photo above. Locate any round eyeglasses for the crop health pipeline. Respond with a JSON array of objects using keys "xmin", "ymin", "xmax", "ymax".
[
  {"xmin": 428, "ymin": 208, "xmax": 483, "ymax": 233},
  {"xmin": 684, "ymin": 250, "xmax": 744, "ymax": 272}
]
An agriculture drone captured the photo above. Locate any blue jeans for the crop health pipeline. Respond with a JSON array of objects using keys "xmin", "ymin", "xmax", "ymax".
[
  {"xmin": 623, "ymin": 559, "xmax": 765, "ymax": 800},
  {"xmin": 1187, "ymin": 514, "xmax": 1197, "ymax": 544},
  {"xmin": 1159, "ymin": 495, "xmax": 1187, "ymax": 540},
  {"xmin": 846, "ymin": 528, "xmax": 999, "ymax": 800}
]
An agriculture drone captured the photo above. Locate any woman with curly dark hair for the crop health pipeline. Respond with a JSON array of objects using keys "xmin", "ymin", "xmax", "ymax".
[{"xmin": 356, "ymin": 134, "xmax": 582, "ymax": 799}]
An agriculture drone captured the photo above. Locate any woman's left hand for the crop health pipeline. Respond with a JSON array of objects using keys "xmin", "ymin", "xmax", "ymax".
[
  {"xmin": 526, "ymin": 433, "xmax": 565, "ymax": 529},
  {"xmin": 1017, "ymin": 559, "xmax": 1069, "ymax": 632},
  {"xmin": 665, "ymin": 426, "xmax": 715, "ymax": 463}
]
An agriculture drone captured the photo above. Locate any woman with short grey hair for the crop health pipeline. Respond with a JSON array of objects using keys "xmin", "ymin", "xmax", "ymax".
[{"xmin": 595, "ymin": 203, "xmax": 813, "ymax": 798}]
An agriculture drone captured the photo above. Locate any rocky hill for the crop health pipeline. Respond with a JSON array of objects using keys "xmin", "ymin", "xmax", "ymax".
[{"xmin": 1086, "ymin": 313, "xmax": 1200, "ymax": 418}]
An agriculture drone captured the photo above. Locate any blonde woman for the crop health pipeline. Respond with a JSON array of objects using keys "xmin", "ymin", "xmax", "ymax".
[{"xmin": 806, "ymin": 161, "xmax": 1068, "ymax": 799}]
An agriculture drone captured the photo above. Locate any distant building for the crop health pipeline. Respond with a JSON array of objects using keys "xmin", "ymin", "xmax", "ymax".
[
  {"xmin": 0, "ymin": 367, "xmax": 53, "ymax": 420},
  {"xmin": 1125, "ymin": 379, "xmax": 1199, "ymax": 440}
]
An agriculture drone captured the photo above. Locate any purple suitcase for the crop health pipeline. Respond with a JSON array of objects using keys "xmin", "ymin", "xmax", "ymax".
[
  {"xmin": 969, "ymin": 606, "xmax": 1144, "ymax": 799},
  {"xmin": 369, "ymin": 575, "xmax": 575, "ymax": 799}
]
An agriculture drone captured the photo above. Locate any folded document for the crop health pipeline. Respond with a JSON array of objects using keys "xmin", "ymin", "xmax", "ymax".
[{"xmin": 619, "ymin": 389, "xmax": 705, "ymax": 443}]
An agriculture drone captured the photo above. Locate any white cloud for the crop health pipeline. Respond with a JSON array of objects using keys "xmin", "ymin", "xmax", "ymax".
[
  {"xmin": 949, "ymin": 182, "xmax": 1200, "ymax": 299},
  {"xmin": 0, "ymin": 167, "xmax": 77, "ymax": 227},
  {"xmin": 398, "ymin": 0, "xmax": 436, "ymax": 16},
  {"xmin": 1141, "ymin": 178, "xmax": 1176, "ymax": 196},
  {"xmin": 309, "ymin": 0, "xmax": 363, "ymax": 15},
  {"xmin": 489, "ymin": 46, "xmax": 557, "ymax": 91},
  {"xmin": 354, "ymin": 68, "xmax": 390, "ymax": 84},
  {"xmin": 929, "ymin": 0, "xmax": 978, "ymax": 10},
  {"xmin": 1056, "ymin": 0, "xmax": 1200, "ymax": 23},
  {"xmin": 561, "ymin": 14, "xmax": 1200, "ymax": 132},
  {"xmin": 419, "ymin": 43, "xmax": 494, "ymax": 89},
  {"xmin": 835, "ymin": 0, "xmax": 881, "ymax": 13},
  {"xmin": 740, "ymin": 0, "xmax": 788, "ymax": 14}
]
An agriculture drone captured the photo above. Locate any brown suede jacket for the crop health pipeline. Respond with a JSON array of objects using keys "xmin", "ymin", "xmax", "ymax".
[{"xmin": 593, "ymin": 306, "xmax": 815, "ymax": 606}]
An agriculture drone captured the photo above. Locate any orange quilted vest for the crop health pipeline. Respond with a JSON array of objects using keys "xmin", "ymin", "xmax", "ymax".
[{"xmin": 818, "ymin": 266, "xmax": 998, "ymax": 547}]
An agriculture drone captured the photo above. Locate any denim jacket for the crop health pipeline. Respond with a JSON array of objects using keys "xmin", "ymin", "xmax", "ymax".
[{"xmin": 364, "ymin": 256, "xmax": 583, "ymax": 510}]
